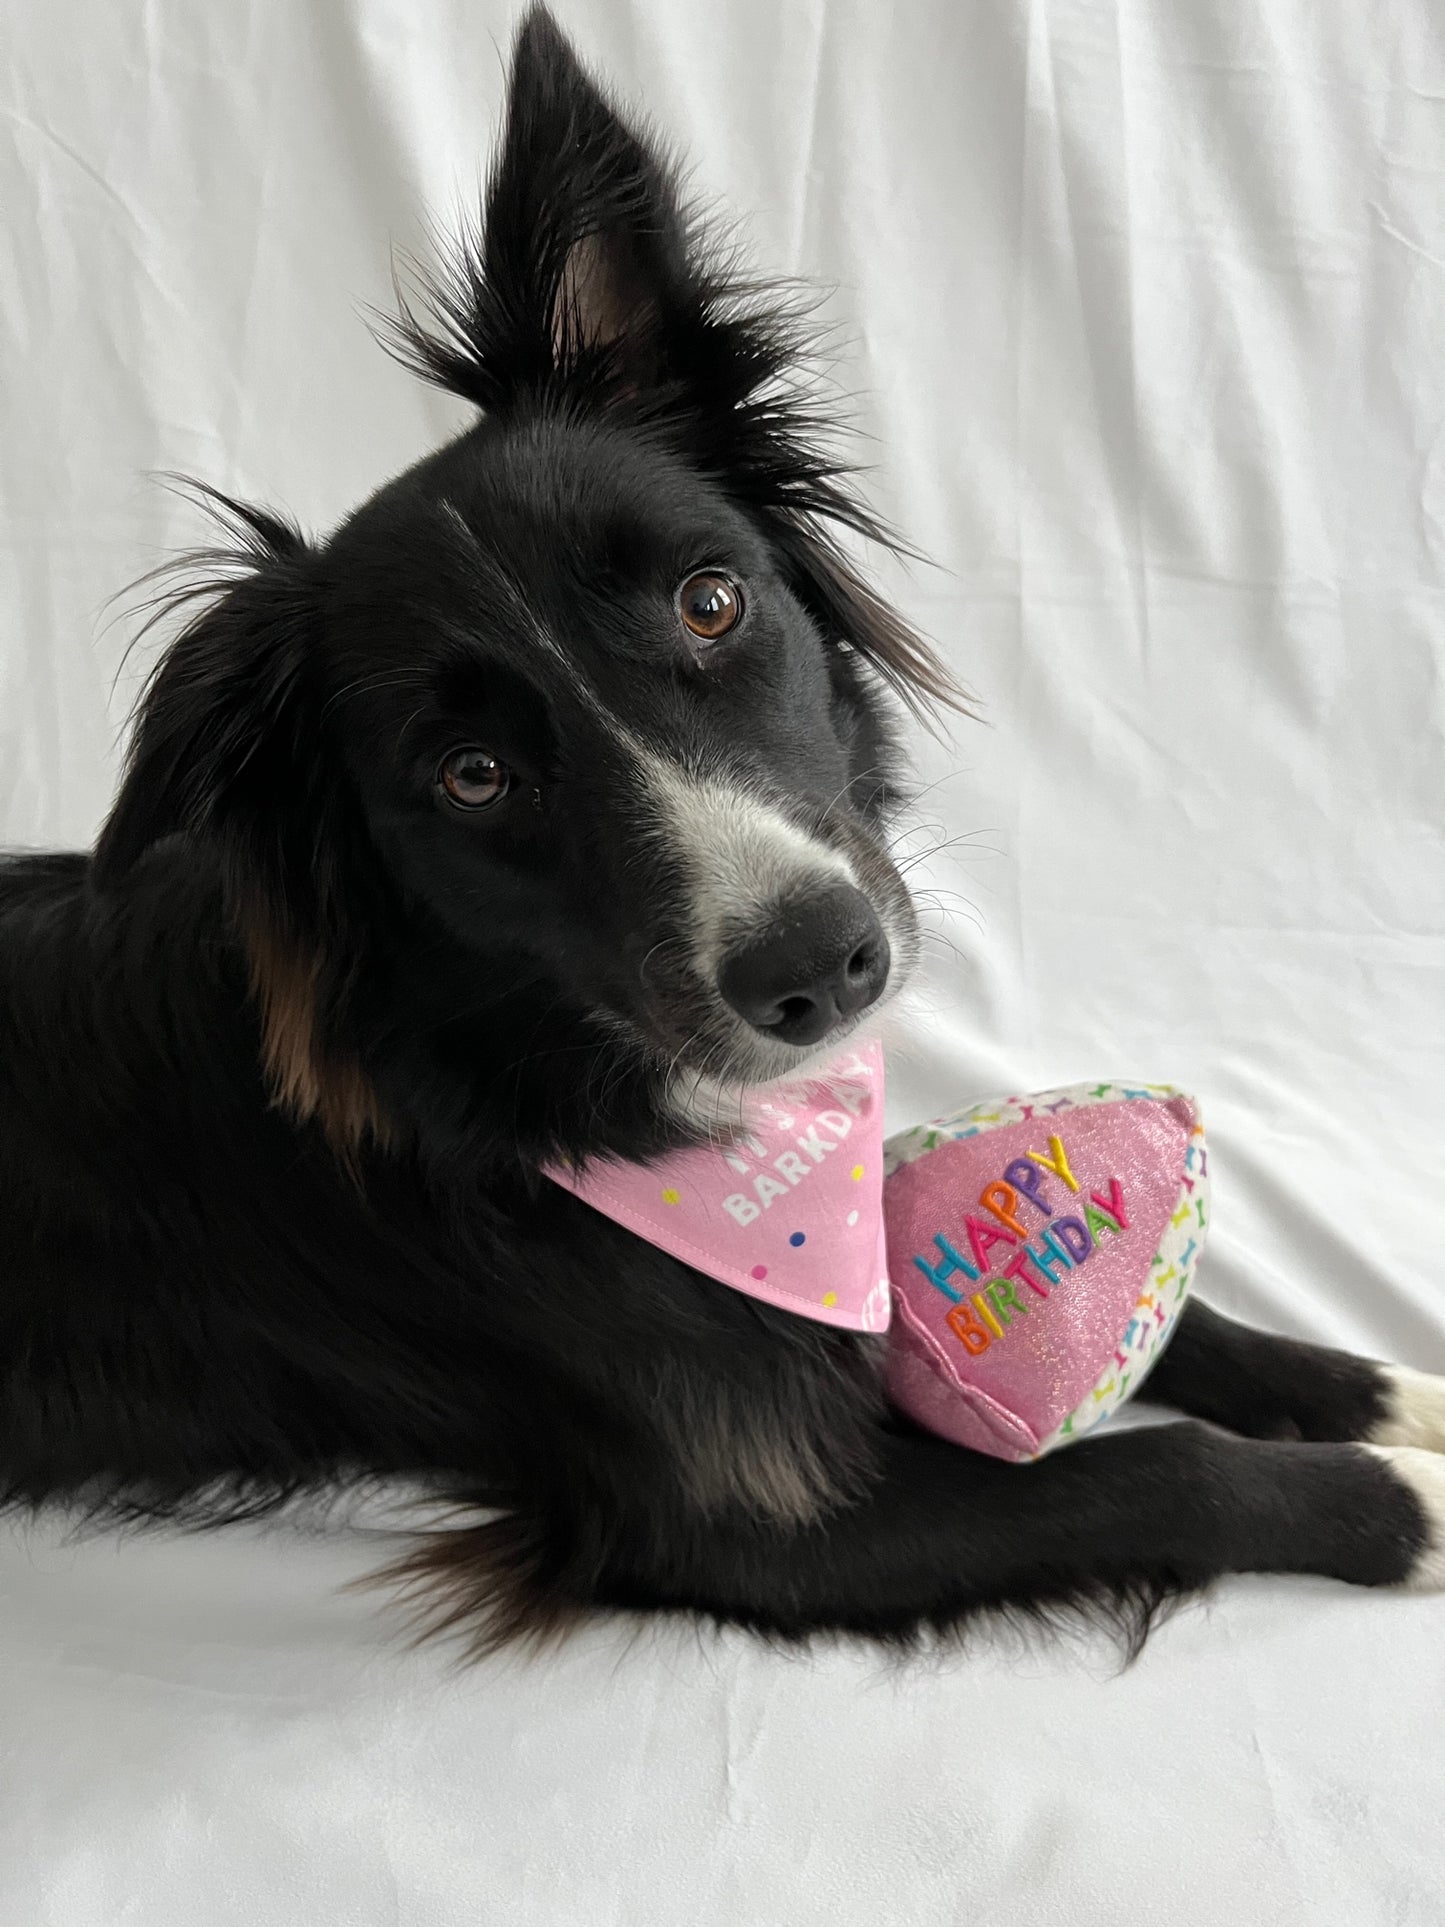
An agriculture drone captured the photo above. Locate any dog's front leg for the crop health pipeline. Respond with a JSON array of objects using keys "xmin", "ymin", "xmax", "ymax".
[
  {"xmin": 1143, "ymin": 1299, "xmax": 1445, "ymax": 1449},
  {"xmin": 588, "ymin": 1420, "xmax": 1445, "ymax": 1640}
]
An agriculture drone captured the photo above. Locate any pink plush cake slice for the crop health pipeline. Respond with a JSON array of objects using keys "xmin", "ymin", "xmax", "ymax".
[{"xmin": 882, "ymin": 1084, "xmax": 1209, "ymax": 1461}]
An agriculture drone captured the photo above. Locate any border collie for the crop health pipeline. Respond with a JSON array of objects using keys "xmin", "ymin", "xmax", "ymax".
[{"xmin": 3, "ymin": 7, "xmax": 1444, "ymax": 1654}]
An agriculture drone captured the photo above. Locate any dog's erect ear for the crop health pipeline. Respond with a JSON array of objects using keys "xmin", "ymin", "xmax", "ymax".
[
  {"xmin": 389, "ymin": 6, "xmax": 968, "ymax": 719},
  {"xmin": 495, "ymin": 7, "xmax": 692, "ymax": 377},
  {"xmin": 391, "ymin": 6, "xmax": 693, "ymax": 405},
  {"xmin": 95, "ymin": 496, "xmax": 388, "ymax": 1157}
]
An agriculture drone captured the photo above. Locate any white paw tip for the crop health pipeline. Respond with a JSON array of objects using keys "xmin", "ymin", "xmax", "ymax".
[
  {"xmin": 1368, "ymin": 1444, "xmax": 1445, "ymax": 1591},
  {"xmin": 1370, "ymin": 1365, "xmax": 1445, "ymax": 1454}
]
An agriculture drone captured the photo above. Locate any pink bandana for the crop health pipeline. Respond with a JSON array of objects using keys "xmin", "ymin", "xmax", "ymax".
[{"xmin": 547, "ymin": 1043, "xmax": 892, "ymax": 1332}]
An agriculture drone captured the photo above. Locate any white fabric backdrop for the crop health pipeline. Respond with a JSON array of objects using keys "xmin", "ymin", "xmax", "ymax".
[{"xmin": 3, "ymin": 2, "xmax": 1444, "ymax": 1921}]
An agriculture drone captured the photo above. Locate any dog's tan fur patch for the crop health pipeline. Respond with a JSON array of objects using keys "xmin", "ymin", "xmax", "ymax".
[{"xmin": 239, "ymin": 907, "xmax": 390, "ymax": 1160}]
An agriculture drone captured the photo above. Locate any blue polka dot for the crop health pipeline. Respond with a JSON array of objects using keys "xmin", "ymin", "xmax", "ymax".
[{"xmin": 789, "ymin": 1231, "xmax": 806, "ymax": 1247}]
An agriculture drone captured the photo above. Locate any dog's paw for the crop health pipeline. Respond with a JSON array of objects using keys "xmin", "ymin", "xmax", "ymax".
[
  {"xmin": 1370, "ymin": 1366, "xmax": 1445, "ymax": 1454},
  {"xmin": 1368, "ymin": 1445, "xmax": 1445, "ymax": 1590}
]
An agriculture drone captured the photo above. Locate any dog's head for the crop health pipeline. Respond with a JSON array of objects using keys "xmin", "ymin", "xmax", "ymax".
[{"xmin": 95, "ymin": 8, "xmax": 961, "ymax": 1163}]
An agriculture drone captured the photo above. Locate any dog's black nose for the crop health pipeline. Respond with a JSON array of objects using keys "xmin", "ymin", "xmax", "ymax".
[{"xmin": 717, "ymin": 884, "xmax": 890, "ymax": 1048}]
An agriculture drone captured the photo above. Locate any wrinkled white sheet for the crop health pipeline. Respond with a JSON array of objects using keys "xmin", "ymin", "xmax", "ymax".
[{"xmin": 3, "ymin": 2, "xmax": 1444, "ymax": 1921}]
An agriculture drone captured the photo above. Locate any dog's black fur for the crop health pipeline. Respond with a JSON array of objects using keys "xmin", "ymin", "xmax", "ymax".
[{"xmin": 2, "ymin": 9, "xmax": 1441, "ymax": 1654}]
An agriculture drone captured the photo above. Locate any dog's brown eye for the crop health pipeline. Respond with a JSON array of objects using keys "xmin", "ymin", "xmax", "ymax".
[
  {"xmin": 439, "ymin": 748, "xmax": 510, "ymax": 810},
  {"xmin": 678, "ymin": 571, "xmax": 743, "ymax": 642}
]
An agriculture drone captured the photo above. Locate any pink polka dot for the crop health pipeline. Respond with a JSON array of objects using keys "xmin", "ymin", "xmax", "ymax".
[{"xmin": 751, "ymin": 1264, "xmax": 768, "ymax": 1280}]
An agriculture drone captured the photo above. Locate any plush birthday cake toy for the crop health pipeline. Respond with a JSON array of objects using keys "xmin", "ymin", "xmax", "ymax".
[
  {"xmin": 881, "ymin": 1080, "xmax": 1208, "ymax": 1459},
  {"xmin": 550, "ymin": 1045, "xmax": 1209, "ymax": 1463}
]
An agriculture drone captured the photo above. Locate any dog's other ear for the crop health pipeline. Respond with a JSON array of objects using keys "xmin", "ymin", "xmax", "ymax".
[
  {"xmin": 95, "ymin": 499, "xmax": 320, "ymax": 890},
  {"xmin": 768, "ymin": 522, "xmax": 969, "ymax": 722},
  {"xmin": 391, "ymin": 5, "xmax": 693, "ymax": 405},
  {"xmin": 95, "ymin": 495, "xmax": 387, "ymax": 1157}
]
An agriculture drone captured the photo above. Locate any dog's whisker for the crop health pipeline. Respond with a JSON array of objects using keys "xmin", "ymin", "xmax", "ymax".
[
  {"xmin": 319, "ymin": 670, "xmax": 432, "ymax": 722},
  {"xmin": 894, "ymin": 831, "xmax": 1007, "ymax": 878}
]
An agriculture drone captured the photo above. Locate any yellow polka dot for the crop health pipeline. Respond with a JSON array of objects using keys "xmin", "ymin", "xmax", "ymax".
[
  {"xmin": 822, "ymin": 1291, "xmax": 838, "ymax": 1308},
  {"xmin": 850, "ymin": 1164, "xmax": 865, "ymax": 1181},
  {"xmin": 661, "ymin": 1188, "xmax": 680, "ymax": 1206}
]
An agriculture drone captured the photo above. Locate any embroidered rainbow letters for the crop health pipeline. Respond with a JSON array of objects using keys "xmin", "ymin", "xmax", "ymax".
[{"xmin": 909, "ymin": 1134, "xmax": 1128, "ymax": 1360}]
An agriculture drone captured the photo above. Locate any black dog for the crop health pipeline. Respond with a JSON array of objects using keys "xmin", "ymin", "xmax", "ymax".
[{"xmin": 3, "ymin": 8, "xmax": 1443, "ymax": 1653}]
